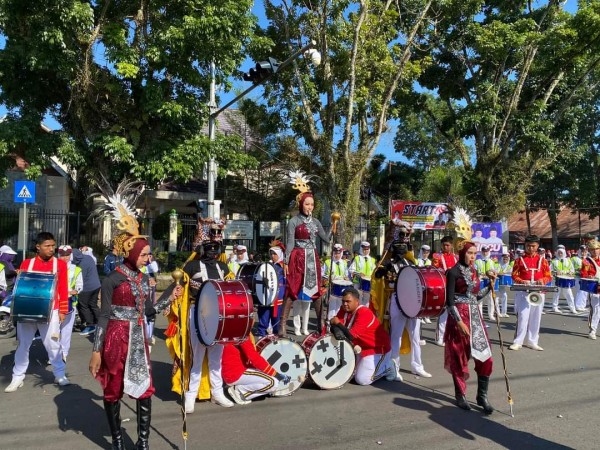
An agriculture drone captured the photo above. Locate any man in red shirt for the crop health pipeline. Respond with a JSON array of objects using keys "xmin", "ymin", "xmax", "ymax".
[
  {"xmin": 330, "ymin": 287, "xmax": 392, "ymax": 385},
  {"xmin": 510, "ymin": 235, "xmax": 552, "ymax": 351},
  {"xmin": 580, "ymin": 240, "xmax": 600, "ymax": 340},
  {"xmin": 433, "ymin": 236, "xmax": 459, "ymax": 346},
  {"xmin": 5, "ymin": 232, "xmax": 70, "ymax": 393},
  {"xmin": 221, "ymin": 337, "xmax": 291, "ymax": 405}
]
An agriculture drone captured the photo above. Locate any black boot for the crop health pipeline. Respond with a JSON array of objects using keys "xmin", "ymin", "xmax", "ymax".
[
  {"xmin": 453, "ymin": 377, "xmax": 471, "ymax": 411},
  {"xmin": 135, "ymin": 398, "xmax": 152, "ymax": 450},
  {"xmin": 476, "ymin": 376, "xmax": 494, "ymax": 415},
  {"xmin": 103, "ymin": 400, "xmax": 125, "ymax": 450}
]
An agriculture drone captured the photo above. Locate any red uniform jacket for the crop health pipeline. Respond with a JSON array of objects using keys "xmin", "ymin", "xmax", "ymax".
[
  {"xmin": 336, "ymin": 305, "xmax": 391, "ymax": 356},
  {"xmin": 511, "ymin": 254, "xmax": 552, "ymax": 285},
  {"xmin": 20, "ymin": 256, "xmax": 69, "ymax": 314},
  {"xmin": 581, "ymin": 257, "xmax": 600, "ymax": 291},
  {"xmin": 433, "ymin": 252, "xmax": 458, "ymax": 272},
  {"xmin": 221, "ymin": 339, "xmax": 277, "ymax": 385}
]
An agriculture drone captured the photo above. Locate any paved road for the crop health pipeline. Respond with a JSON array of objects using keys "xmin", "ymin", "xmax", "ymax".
[{"xmin": 0, "ymin": 297, "xmax": 597, "ymax": 450}]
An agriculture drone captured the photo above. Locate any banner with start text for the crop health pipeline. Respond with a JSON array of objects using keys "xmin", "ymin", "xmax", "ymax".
[{"xmin": 390, "ymin": 201, "xmax": 449, "ymax": 230}]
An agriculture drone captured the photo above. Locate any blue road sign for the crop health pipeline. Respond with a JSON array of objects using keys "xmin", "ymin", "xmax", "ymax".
[{"xmin": 14, "ymin": 181, "xmax": 36, "ymax": 204}]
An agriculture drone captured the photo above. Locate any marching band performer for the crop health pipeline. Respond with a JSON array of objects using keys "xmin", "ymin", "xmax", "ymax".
[
  {"xmin": 496, "ymin": 252, "xmax": 513, "ymax": 318},
  {"xmin": 322, "ymin": 243, "xmax": 350, "ymax": 320},
  {"xmin": 417, "ymin": 245, "xmax": 432, "ymax": 267},
  {"xmin": 550, "ymin": 246, "xmax": 577, "ymax": 314},
  {"xmin": 89, "ymin": 213, "xmax": 182, "ymax": 450},
  {"xmin": 572, "ymin": 245, "xmax": 589, "ymax": 311},
  {"xmin": 256, "ymin": 240, "xmax": 286, "ymax": 336},
  {"xmin": 433, "ymin": 236, "xmax": 459, "ymax": 346},
  {"xmin": 581, "ymin": 240, "xmax": 600, "ymax": 340},
  {"xmin": 510, "ymin": 235, "xmax": 552, "ymax": 351},
  {"xmin": 57, "ymin": 245, "xmax": 83, "ymax": 363},
  {"xmin": 330, "ymin": 288, "xmax": 392, "ymax": 385},
  {"xmin": 279, "ymin": 171, "xmax": 331, "ymax": 337},
  {"xmin": 474, "ymin": 246, "xmax": 499, "ymax": 321},
  {"xmin": 349, "ymin": 241, "xmax": 377, "ymax": 306},
  {"xmin": 445, "ymin": 240, "xmax": 495, "ymax": 414},
  {"xmin": 221, "ymin": 336, "xmax": 291, "ymax": 405}
]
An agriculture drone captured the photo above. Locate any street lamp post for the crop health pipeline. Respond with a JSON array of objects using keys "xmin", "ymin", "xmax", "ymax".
[{"xmin": 205, "ymin": 41, "xmax": 320, "ymax": 219}]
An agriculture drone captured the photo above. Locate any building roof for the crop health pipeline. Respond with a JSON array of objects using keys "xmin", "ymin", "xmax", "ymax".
[{"xmin": 509, "ymin": 208, "xmax": 599, "ymax": 241}]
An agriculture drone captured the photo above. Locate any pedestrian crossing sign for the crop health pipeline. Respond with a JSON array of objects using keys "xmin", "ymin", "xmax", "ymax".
[{"xmin": 14, "ymin": 181, "xmax": 36, "ymax": 204}]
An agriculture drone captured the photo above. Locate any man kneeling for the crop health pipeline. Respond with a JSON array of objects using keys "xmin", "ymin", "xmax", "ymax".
[
  {"xmin": 330, "ymin": 287, "xmax": 392, "ymax": 385},
  {"xmin": 221, "ymin": 337, "xmax": 291, "ymax": 405}
]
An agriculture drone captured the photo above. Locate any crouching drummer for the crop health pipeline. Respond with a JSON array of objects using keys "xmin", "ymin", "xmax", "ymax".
[
  {"xmin": 330, "ymin": 288, "xmax": 392, "ymax": 386},
  {"xmin": 221, "ymin": 336, "xmax": 291, "ymax": 405}
]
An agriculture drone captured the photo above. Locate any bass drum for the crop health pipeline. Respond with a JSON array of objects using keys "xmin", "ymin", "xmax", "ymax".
[
  {"xmin": 11, "ymin": 272, "xmax": 57, "ymax": 323},
  {"xmin": 255, "ymin": 336, "xmax": 307, "ymax": 396},
  {"xmin": 237, "ymin": 263, "xmax": 279, "ymax": 307},
  {"xmin": 301, "ymin": 333, "xmax": 356, "ymax": 390},
  {"xmin": 395, "ymin": 266, "xmax": 446, "ymax": 319},
  {"xmin": 194, "ymin": 280, "xmax": 253, "ymax": 346}
]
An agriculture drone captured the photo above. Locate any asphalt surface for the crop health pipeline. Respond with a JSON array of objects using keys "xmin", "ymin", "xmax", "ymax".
[{"xmin": 0, "ymin": 294, "xmax": 598, "ymax": 450}]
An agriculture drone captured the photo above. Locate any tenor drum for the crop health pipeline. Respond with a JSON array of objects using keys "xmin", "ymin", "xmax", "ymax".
[
  {"xmin": 359, "ymin": 276, "xmax": 371, "ymax": 292},
  {"xmin": 301, "ymin": 333, "xmax": 356, "ymax": 390},
  {"xmin": 395, "ymin": 266, "xmax": 446, "ymax": 319},
  {"xmin": 194, "ymin": 280, "xmax": 253, "ymax": 346},
  {"xmin": 580, "ymin": 278, "xmax": 599, "ymax": 294},
  {"xmin": 331, "ymin": 280, "xmax": 352, "ymax": 297},
  {"xmin": 556, "ymin": 276, "xmax": 575, "ymax": 289},
  {"xmin": 237, "ymin": 263, "xmax": 279, "ymax": 307},
  {"xmin": 255, "ymin": 336, "xmax": 307, "ymax": 396},
  {"xmin": 11, "ymin": 272, "xmax": 56, "ymax": 323},
  {"xmin": 498, "ymin": 275, "xmax": 513, "ymax": 286}
]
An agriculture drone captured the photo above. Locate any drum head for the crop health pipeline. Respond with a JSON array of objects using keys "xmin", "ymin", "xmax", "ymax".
[
  {"xmin": 197, "ymin": 281, "xmax": 220, "ymax": 345},
  {"xmin": 257, "ymin": 337, "xmax": 307, "ymax": 396},
  {"xmin": 253, "ymin": 263, "xmax": 279, "ymax": 307},
  {"xmin": 396, "ymin": 266, "xmax": 422, "ymax": 318},
  {"xmin": 305, "ymin": 334, "xmax": 355, "ymax": 390}
]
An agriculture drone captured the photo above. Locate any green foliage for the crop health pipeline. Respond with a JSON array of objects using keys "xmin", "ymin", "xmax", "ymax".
[
  {"xmin": 0, "ymin": 0, "xmax": 260, "ymax": 187},
  {"xmin": 151, "ymin": 212, "xmax": 182, "ymax": 241},
  {"xmin": 155, "ymin": 251, "xmax": 192, "ymax": 272}
]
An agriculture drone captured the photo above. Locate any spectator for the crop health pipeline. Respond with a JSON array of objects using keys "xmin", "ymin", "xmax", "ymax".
[{"xmin": 72, "ymin": 248, "xmax": 102, "ymax": 336}]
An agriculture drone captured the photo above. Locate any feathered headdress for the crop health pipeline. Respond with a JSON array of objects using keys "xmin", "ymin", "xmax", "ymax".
[
  {"xmin": 451, "ymin": 207, "xmax": 473, "ymax": 252},
  {"xmin": 289, "ymin": 170, "xmax": 313, "ymax": 205}
]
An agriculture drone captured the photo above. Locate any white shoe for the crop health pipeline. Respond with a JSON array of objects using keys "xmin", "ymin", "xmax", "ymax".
[
  {"xmin": 570, "ymin": 309, "xmax": 578, "ymax": 315},
  {"xmin": 589, "ymin": 332, "xmax": 597, "ymax": 340},
  {"xmin": 4, "ymin": 379, "xmax": 24, "ymax": 393},
  {"xmin": 227, "ymin": 386, "xmax": 251, "ymax": 405},
  {"xmin": 211, "ymin": 390, "xmax": 234, "ymax": 408},
  {"xmin": 553, "ymin": 308, "xmax": 562, "ymax": 314},
  {"xmin": 526, "ymin": 343, "xmax": 544, "ymax": 351},
  {"xmin": 385, "ymin": 361, "xmax": 403, "ymax": 382},
  {"xmin": 184, "ymin": 396, "xmax": 195, "ymax": 414},
  {"xmin": 424, "ymin": 318, "xmax": 432, "ymax": 324},
  {"xmin": 54, "ymin": 376, "xmax": 71, "ymax": 386},
  {"xmin": 294, "ymin": 329, "xmax": 301, "ymax": 336},
  {"xmin": 502, "ymin": 314, "xmax": 510, "ymax": 318},
  {"xmin": 419, "ymin": 339, "xmax": 426, "ymax": 346},
  {"xmin": 509, "ymin": 343, "xmax": 522, "ymax": 351},
  {"xmin": 434, "ymin": 340, "xmax": 445, "ymax": 347},
  {"xmin": 488, "ymin": 316, "xmax": 496, "ymax": 321},
  {"xmin": 412, "ymin": 369, "xmax": 432, "ymax": 378},
  {"xmin": 302, "ymin": 329, "xmax": 310, "ymax": 336}
]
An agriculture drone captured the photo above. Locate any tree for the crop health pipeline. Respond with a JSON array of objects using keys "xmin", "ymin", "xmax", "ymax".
[
  {"xmin": 412, "ymin": 0, "xmax": 600, "ymax": 219},
  {"xmin": 242, "ymin": 0, "xmax": 435, "ymax": 247},
  {"xmin": 0, "ymin": 0, "xmax": 263, "ymax": 189}
]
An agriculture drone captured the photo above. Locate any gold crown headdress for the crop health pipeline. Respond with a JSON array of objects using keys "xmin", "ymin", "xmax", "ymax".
[
  {"xmin": 289, "ymin": 170, "xmax": 313, "ymax": 205},
  {"xmin": 451, "ymin": 207, "xmax": 473, "ymax": 252}
]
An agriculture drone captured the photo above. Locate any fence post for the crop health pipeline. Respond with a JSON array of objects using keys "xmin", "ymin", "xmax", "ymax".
[
  {"xmin": 168, "ymin": 209, "xmax": 178, "ymax": 253},
  {"xmin": 102, "ymin": 214, "xmax": 112, "ymax": 247},
  {"xmin": 378, "ymin": 221, "xmax": 386, "ymax": 257}
]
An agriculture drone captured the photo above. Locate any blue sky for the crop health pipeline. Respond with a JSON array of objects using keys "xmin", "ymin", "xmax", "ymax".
[{"xmin": 0, "ymin": 0, "xmax": 580, "ymax": 163}]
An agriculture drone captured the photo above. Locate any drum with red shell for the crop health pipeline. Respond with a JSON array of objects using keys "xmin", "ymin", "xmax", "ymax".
[{"xmin": 395, "ymin": 266, "xmax": 446, "ymax": 319}]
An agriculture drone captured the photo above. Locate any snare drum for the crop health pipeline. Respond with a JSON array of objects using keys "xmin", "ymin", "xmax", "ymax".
[
  {"xmin": 11, "ymin": 272, "xmax": 57, "ymax": 323},
  {"xmin": 359, "ymin": 276, "xmax": 371, "ymax": 292},
  {"xmin": 498, "ymin": 275, "xmax": 513, "ymax": 286},
  {"xmin": 556, "ymin": 276, "xmax": 575, "ymax": 289},
  {"xmin": 580, "ymin": 278, "xmax": 599, "ymax": 294},
  {"xmin": 194, "ymin": 280, "xmax": 253, "ymax": 346},
  {"xmin": 480, "ymin": 278, "xmax": 499, "ymax": 291},
  {"xmin": 301, "ymin": 333, "xmax": 356, "ymax": 390},
  {"xmin": 395, "ymin": 266, "xmax": 446, "ymax": 319},
  {"xmin": 255, "ymin": 336, "xmax": 307, "ymax": 396},
  {"xmin": 331, "ymin": 280, "xmax": 353, "ymax": 297},
  {"xmin": 236, "ymin": 263, "xmax": 279, "ymax": 307}
]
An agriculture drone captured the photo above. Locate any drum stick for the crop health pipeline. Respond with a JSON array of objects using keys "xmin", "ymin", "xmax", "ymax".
[
  {"xmin": 323, "ymin": 212, "xmax": 341, "ymax": 335},
  {"xmin": 487, "ymin": 271, "xmax": 515, "ymax": 417},
  {"xmin": 172, "ymin": 268, "xmax": 189, "ymax": 448}
]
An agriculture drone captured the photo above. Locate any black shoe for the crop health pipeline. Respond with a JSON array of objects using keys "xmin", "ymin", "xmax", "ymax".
[
  {"xmin": 453, "ymin": 376, "xmax": 471, "ymax": 411},
  {"xmin": 103, "ymin": 400, "xmax": 125, "ymax": 450},
  {"xmin": 476, "ymin": 376, "xmax": 494, "ymax": 415},
  {"xmin": 135, "ymin": 398, "xmax": 151, "ymax": 450}
]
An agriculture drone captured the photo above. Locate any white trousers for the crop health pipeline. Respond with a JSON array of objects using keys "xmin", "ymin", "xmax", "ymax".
[
  {"xmin": 574, "ymin": 281, "xmax": 588, "ymax": 310},
  {"xmin": 327, "ymin": 295, "xmax": 342, "ymax": 320},
  {"xmin": 59, "ymin": 311, "xmax": 76, "ymax": 358},
  {"xmin": 498, "ymin": 286, "xmax": 510, "ymax": 315},
  {"xmin": 231, "ymin": 370, "xmax": 279, "ymax": 400},
  {"xmin": 589, "ymin": 294, "xmax": 600, "ymax": 334},
  {"xmin": 436, "ymin": 310, "xmax": 448, "ymax": 342},
  {"xmin": 293, "ymin": 301, "xmax": 311, "ymax": 333},
  {"xmin": 552, "ymin": 287, "xmax": 575, "ymax": 311},
  {"xmin": 13, "ymin": 310, "xmax": 66, "ymax": 380},
  {"xmin": 355, "ymin": 352, "xmax": 391, "ymax": 386},
  {"xmin": 484, "ymin": 291, "xmax": 499, "ymax": 318},
  {"xmin": 389, "ymin": 295, "xmax": 425, "ymax": 373},
  {"xmin": 513, "ymin": 292, "xmax": 544, "ymax": 346},
  {"xmin": 185, "ymin": 305, "xmax": 225, "ymax": 400},
  {"xmin": 359, "ymin": 290, "xmax": 371, "ymax": 307}
]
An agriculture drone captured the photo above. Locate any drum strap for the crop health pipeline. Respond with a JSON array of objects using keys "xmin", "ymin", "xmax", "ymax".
[
  {"xmin": 519, "ymin": 256, "xmax": 543, "ymax": 283},
  {"xmin": 27, "ymin": 256, "xmax": 58, "ymax": 274}
]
